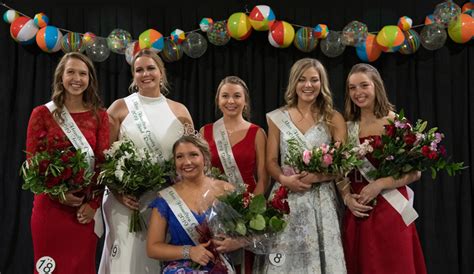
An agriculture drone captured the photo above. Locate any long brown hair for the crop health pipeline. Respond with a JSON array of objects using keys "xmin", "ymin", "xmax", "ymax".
[
  {"xmin": 51, "ymin": 52, "xmax": 102, "ymax": 123},
  {"xmin": 129, "ymin": 49, "xmax": 169, "ymax": 95},
  {"xmin": 214, "ymin": 76, "xmax": 251, "ymax": 120},
  {"xmin": 344, "ymin": 63, "xmax": 395, "ymax": 121},
  {"xmin": 284, "ymin": 58, "xmax": 335, "ymax": 127}
]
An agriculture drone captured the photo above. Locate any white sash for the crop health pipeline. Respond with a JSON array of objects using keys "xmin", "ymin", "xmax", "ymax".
[
  {"xmin": 45, "ymin": 101, "xmax": 103, "ymax": 237},
  {"xmin": 266, "ymin": 109, "xmax": 312, "ymax": 150},
  {"xmin": 347, "ymin": 121, "xmax": 418, "ymax": 226},
  {"xmin": 124, "ymin": 93, "xmax": 166, "ymax": 163},
  {"xmin": 159, "ymin": 187, "xmax": 235, "ymax": 273},
  {"xmin": 212, "ymin": 118, "xmax": 245, "ymax": 189}
]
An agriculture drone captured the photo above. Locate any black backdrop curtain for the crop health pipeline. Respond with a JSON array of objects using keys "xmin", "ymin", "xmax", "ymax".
[{"xmin": 1, "ymin": 0, "xmax": 472, "ymax": 273}]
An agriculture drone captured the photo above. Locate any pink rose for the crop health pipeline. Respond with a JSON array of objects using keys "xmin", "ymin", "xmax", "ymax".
[
  {"xmin": 302, "ymin": 150, "xmax": 312, "ymax": 165},
  {"xmin": 322, "ymin": 154, "xmax": 333, "ymax": 167}
]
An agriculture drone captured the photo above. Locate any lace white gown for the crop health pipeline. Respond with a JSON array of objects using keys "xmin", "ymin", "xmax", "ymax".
[
  {"xmin": 99, "ymin": 93, "xmax": 184, "ymax": 274},
  {"xmin": 256, "ymin": 111, "xmax": 347, "ymax": 274}
]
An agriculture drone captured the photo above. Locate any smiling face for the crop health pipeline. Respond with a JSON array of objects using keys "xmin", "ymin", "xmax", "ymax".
[
  {"xmin": 61, "ymin": 58, "xmax": 89, "ymax": 99},
  {"xmin": 174, "ymin": 142, "xmax": 206, "ymax": 180},
  {"xmin": 295, "ymin": 67, "xmax": 321, "ymax": 104},
  {"xmin": 217, "ymin": 83, "xmax": 247, "ymax": 118},
  {"xmin": 133, "ymin": 56, "xmax": 162, "ymax": 93},
  {"xmin": 348, "ymin": 72, "xmax": 376, "ymax": 110}
]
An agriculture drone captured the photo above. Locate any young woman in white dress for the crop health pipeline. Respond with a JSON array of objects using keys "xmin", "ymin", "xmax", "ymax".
[
  {"xmin": 99, "ymin": 49, "xmax": 193, "ymax": 274},
  {"xmin": 257, "ymin": 58, "xmax": 347, "ymax": 273}
]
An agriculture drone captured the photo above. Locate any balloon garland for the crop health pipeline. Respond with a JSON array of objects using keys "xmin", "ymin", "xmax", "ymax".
[{"xmin": 2, "ymin": 1, "xmax": 473, "ymax": 64}]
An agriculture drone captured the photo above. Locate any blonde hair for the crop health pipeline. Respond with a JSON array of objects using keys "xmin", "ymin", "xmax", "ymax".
[
  {"xmin": 214, "ymin": 76, "xmax": 251, "ymax": 120},
  {"xmin": 129, "ymin": 49, "xmax": 169, "ymax": 95},
  {"xmin": 51, "ymin": 52, "xmax": 102, "ymax": 123},
  {"xmin": 172, "ymin": 135, "xmax": 212, "ymax": 173},
  {"xmin": 284, "ymin": 58, "xmax": 335, "ymax": 127},
  {"xmin": 344, "ymin": 63, "xmax": 395, "ymax": 121}
]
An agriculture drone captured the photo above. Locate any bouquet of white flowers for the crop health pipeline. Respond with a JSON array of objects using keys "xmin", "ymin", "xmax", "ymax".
[{"xmin": 98, "ymin": 138, "xmax": 172, "ymax": 232}]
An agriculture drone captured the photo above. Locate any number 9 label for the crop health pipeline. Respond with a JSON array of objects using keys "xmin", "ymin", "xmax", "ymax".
[{"xmin": 36, "ymin": 256, "xmax": 56, "ymax": 274}]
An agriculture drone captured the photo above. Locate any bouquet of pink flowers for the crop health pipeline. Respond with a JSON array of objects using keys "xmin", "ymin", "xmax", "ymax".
[
  {"xmin": 20, "ymin": 132, "xmax": 94, "ymax": 201},
  {"xmin": 367, "ymin": 110, "xmax": 465, "ymax": 179},
  {"xmin": 285, "ymin": 139, "xmax": 365, "ymax": 177}
]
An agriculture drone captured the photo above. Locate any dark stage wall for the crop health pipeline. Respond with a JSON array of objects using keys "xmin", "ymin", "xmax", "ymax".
[{"xmin": 1, "ymin": 0, "xmax": 472, "ymax": 273}]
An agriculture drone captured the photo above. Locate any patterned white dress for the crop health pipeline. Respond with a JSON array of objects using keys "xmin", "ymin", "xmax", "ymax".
[
  {"xmin": 99, "ymin": 93, "xmax": 184, "ymax": 274},
  {"xmin": 256, "ymin": 111, "xmax": 347, "ymax": 274}
]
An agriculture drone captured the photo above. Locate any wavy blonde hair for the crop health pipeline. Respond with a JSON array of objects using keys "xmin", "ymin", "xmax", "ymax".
[
  {"xmin": 284, "ymin": 58, "xmax": 335, "ymax": 127},
  {"xmin": 172, "ymin": 135, "xmax": 212, "ymax": 173},
  {"xmin": 344, "ymin": 63, "xmax": 394, "ymax": 121},
  {"xmin": 129, "ymin": 49, "xmax": 169, "ymax": 95},
  {"xmin": 214, "ymin": 76, "xmax": 251, "ymax": 120},
  {"xmin": 51, "ymin": 52, "xmax": 102, "ymax": 123}
]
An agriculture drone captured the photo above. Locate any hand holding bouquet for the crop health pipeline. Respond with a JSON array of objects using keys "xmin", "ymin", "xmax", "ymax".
[
  {"xmin": 98, "ymin": 138, "xmax": 172, "ymax": 232},
  {"xmin": 21, "ymin": 133, "xmax": 93, "ymax": 201},
  {"xmin": 367, "ymin": 110, "xmax": 465, "ymax": 180}
]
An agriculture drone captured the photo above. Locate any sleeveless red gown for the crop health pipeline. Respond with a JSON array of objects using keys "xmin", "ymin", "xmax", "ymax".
[
  {"xmin": 203, "ymin": 123, "xmax": 260, "ymax": 274},
  {"xmin": 343, "ymin": 136, "xmax": 427, "ymax": 274}
]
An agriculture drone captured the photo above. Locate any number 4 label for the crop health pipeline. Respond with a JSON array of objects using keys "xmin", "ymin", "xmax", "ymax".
[{"xmin": 36, "ymin": 256, "xmax": 56, "ymax": 274}]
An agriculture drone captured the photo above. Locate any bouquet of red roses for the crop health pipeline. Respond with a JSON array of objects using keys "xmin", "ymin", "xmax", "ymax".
[
  {"xmin": 284, "ymin": 139, "xmax": 365, "ymax": 177},
  {"xmin": 367, "ymin": 110, "xmax": 465, "ymax": 179},
  {"xmin": 20, "ymin": 132, "xmax": 94, "ymax": 201}
]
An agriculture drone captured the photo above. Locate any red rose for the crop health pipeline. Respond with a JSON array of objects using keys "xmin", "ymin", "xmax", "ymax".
[
  {"xmin": 45, "ymin": 175, "xmax": 61, "ymax": 188},
  {"xmin": 403, "ymin": 133, "xmax": 417, "ymax": 146},
  {"xmin": 384, "ymin": 124, "xmax": 396, "ymax": 137},
  {"xmin": 60, "ymin": 151, "xmax": 75, "ymax": 163},
  {"xmin": 371, "ymin": 136, "xmax": 383, "ymax": 149},
  {"xmin": 37, "ymin": 144, "xmax": 47, "ymax": 152},
  {"xmin": 439, "ymin": 145, "xmax": 447, "ymax": 157},
  {"xmin": 72, "ymin": 169, "xmax": 85, "ymax": 184},
  {"xmin": 38, "ymin": 131, "xmax": 47, "ymax": 139},
  {"xmin": 271, "ymin": 198, "xmax": 290, "ymax": 214},
  {"xmin": 38, "ymin": 159, "xmax": 50, "ymax": 174},
  {"xmin": 274, "ymin": 186, "xmax": 289, "ymax": 199},
  {"xmin": 60, "ymin": 167, "xmax": 73, "ymax": 180},
  {"xmin": 428, "ymin": 151, "xmax": 438, "ymax": 160},
  {"xmin": 421, "ymin": 145, "xmax": 431, "ymax": 157}
]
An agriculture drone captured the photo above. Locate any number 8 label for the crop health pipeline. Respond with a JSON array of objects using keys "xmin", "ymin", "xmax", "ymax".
[
  {"xmin": 269, "ymin": 253, "xmax": 285, "ymax": 266},
  {"xmin": 36, "ymin": 256, "xmax": 56, "ymax": 274}
]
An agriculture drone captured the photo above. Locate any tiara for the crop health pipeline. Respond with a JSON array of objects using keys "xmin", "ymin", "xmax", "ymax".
[{"xmin": 179, "ymin": 123, "xmax": 203, "ymax": 139}]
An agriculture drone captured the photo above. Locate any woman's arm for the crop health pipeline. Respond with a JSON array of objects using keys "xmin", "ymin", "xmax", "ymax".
[
  {"xmin": 147, "ymin": 208, "xmax": 215, "ymax": 266},
  {"xmin": 252, "ymin": 128, "xmax": 269, "ymax": 195},
  {"xmin": 266, "ymin": 117, "xmax": 308, "ymax": 192},
  {"xmin": 107, "ymin": 99, "xmax": 127, "ymax": 144}
]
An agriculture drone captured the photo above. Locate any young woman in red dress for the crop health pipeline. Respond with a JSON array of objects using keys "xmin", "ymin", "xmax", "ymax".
[
  {"xmin": 26, "ymin": 52, "xmax": 109, "ymax": 274},
  {"xmin": 342, "ymin": 63, "xmax": 427, "ymax": 274},
  {"xmin": 200, "ymin": 76, "xmax": 269, "ymax": 274}
]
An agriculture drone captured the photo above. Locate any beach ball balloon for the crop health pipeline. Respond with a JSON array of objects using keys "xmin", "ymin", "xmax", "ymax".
[
  {"xmin": 107, "ymin": 29, "xmax": 131, "ymax": 54},
  {"xmin": 160, "ymin": 39, "xmax": 183, "ymax": 62},
  {"xmin": 36, "ymin": 26, "xmax": 62, "ymax": 53},
  {"xmin": 139, "ymin": 29, "xmax": 164, "ymax": 52},
  {"xmin": 82, "ymin": 32, "xmax": 96, "ymax": 47},
  {"xmin": 227, "ymin": 12, "xmax": 252, "ymax": 40},
  {"xmin": 294, "ymin": 27, "xmax": 318, "ymax": 52},
  {"xmin": 356, "ymin": 33, "xmax": 382, "ymax": 62},
  {"xmin": 342, "ymin": 21, "xmax": 368, "ymax": 46},
  {"xmin": 200, "ymin": 18, "xmax": 213, "ymax": 32},
  {"xmin": 462, "ymin": 2, "xmax": 474, "ymax": 13},
  {"xmin": 207, "ymin": 21, "xmax": 231, "ymax": 46},
  {"xmin": 434, "ymin": 1, "xmax": 461, "ymax": 27},
  {"xmin": 420, "ymin": 23, "xmax": 447, "ymax": 50},
  {"xmin": 249, "ymin": 5, "xmax": 276, "ymax": 31},
  {"xmin": 268, "ymin": 20, "xmax": 295, "ymax": 48},
  {"xmin": 320, "ymin": 31, "xmax": 345, "ymax": 57},
  {"xmin": 182, "ymin": 32, "xmax": 207, "ymax": 58},
  {"xmin": 3, "ymin": 10, "xmax": 19, "ymax": 24},
  {"xmin": 61, "ymin": 32, "xmax": 84, "ymax": 53},
  {"xmin": 376, "ymin": 25, "xmax": 405, "ymax": 52},
  {"xmin": 171, "ymin": 29, "xmax": 186, "ymax": 44},
  {"xmin": 397, "ymin": 16, "xmax": 413, "ymax": 31},
  {"xmin": 425, "ymin": 14, "xmax": 436, "ymax": 25},
  {"xmin": 314, "ymin": 24, "xmax": 329, "ymax": 39},
  {"xmin": 10, "ymin": 16, "xmax": 39, "ymax": 45},
  {"xmin": 86, "ymin": 37, "xmax": 110, "ymax": 62},
  {"xmin": 33, "ymin": 12, "xmax": 49, "ymax": 28},
  {"xmin": 125, "ymin": 41, "xmax": 141, "ymax": 65},
  {"xmin": 448, "ymin": 13, "xmax": 474, "ymax": 43},
  {"xmin": 399, "ymin": 29, "xmax": 421, "ymax": 55}
]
